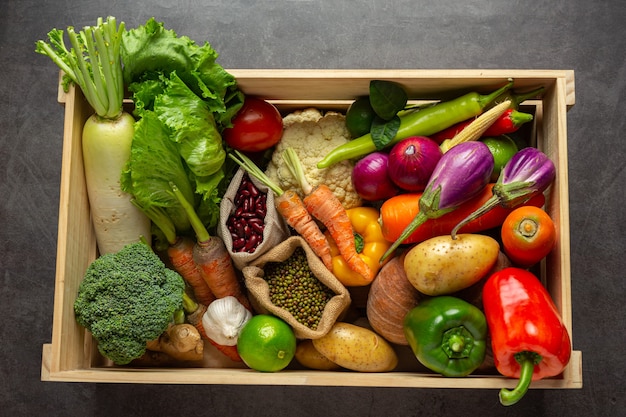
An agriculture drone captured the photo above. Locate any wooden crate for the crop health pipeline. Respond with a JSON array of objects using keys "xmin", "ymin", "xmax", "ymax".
[{"xmin": 41, "ymin": 69, "xmax": 582, "ymax": 388}]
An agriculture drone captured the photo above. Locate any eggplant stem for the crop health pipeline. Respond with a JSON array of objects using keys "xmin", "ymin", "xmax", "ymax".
[
  {"xmin": 450, "ymin": 194, "xmax": 500, "ymax": 239},
  {"xmin": 380, "ymin": 211, "xmax": 428, "ymax": 263}
]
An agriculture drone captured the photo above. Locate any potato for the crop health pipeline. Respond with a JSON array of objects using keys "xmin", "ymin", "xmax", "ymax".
[
  {"xmin": 403, "ymin": 233, "xmax": 499, "ymax": 296},
  {"xmin": 312, "ymin": 322, "xmax": 398, "ymax": 372},
  {"xmin": 295, "ymin": 339, "xmax": 341, "ymax": 370}
]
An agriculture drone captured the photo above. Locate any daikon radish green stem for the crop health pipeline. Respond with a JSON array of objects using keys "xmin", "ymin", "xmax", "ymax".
[{"xmin": 36, "ymin": 16, "xmax": 150, "ymax": 254}]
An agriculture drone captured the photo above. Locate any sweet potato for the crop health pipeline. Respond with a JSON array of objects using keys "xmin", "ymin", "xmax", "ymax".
[{"xmin": 366, "ymin": 255, "xmax": 421, "ymax": 345}]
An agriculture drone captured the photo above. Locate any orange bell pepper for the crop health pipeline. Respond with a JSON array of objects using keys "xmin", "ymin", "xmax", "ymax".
[{"xmin": 325, "ymin": 207, "xmax": 391, "ymax": 287}]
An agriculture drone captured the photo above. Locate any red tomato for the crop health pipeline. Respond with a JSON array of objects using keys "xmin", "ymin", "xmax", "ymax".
[
  {"xmin": 223, "ymin": 97, "xmax": 283, "ymax": 152},
  {"xmin": 501, "ymin": 206, "xmax": 557, "ymax": 267}
]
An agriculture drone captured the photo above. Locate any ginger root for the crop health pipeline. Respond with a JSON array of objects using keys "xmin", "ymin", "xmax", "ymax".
[{"xmin": 146, "ymin": 323, "xmax": 204, "ymax": 362}]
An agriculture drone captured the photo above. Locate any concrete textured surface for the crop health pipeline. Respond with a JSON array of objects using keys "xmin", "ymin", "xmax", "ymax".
[{"xmin": 1, "ymin": 1, "xmax": 624, "ymax": 416}]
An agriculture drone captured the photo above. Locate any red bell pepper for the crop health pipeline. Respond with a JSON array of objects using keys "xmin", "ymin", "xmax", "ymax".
[{"xmin": 482, "ymin": 267, "xmax": 572, "ymax": 406}]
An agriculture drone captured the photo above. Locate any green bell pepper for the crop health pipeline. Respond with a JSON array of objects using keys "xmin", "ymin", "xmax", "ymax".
[{"xmin": 403, "ymin": 296, "xmax": 487, "ymax": 377}]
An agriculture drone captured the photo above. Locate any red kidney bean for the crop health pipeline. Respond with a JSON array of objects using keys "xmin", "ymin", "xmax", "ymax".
[
  {"xmin": 244, "ymin": 234, "xmax": 259, "ymax": 251},
  {"xmin": 247, "ymin": 181, "xmax": 259, "ymax": 197},
  {"xmin": 250, "ymin": 220, "xmax": 264, "ymax": 235},
  {"xmin": 236, "ymin": 222, "xmax": 245, "ymax": 237},
  {"xmin": 248, "ymin": 217, "xmax": 263, "ymax": 226},
  {"xmin": 232, "ymin": 238, "xmax": 246, "ymax": 250},
  {"xmin": 227, "ymin": 173, "xmax": 268, "ymax": 253}
]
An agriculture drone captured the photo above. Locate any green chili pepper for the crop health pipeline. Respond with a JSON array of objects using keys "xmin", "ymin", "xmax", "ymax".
[
  {"xmin": 317, "ymin": 79, "xmax": 513, "ymax": 169},
  {"xmin": 403, "ymin": 296, "xmax": 487, "ymax": 377}
]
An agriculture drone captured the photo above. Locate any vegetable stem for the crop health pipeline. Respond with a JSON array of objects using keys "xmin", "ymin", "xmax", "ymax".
[
  {"xmin": 131, "ymin": 199, "xmax": 177, "ymax": 245},
  {"xmin": 93, "ymin": 20, "xmax": 121, "ymax": 116},
  {"xmin": 380, "ymin": 211, "xmax": 428, "ymax": 262},
  {"xmin": 228, "ymin": 150, "xmax": 284, "ymax": 196},
  {"xmin": 83, "ymin": 25, "xmax": 109, "ymax": 113},
  {"xmin": 170, "ymin": 182, "xmax": 211, "ymax": 243},
  {"xmin": 67, "ymin": 26, "xmax": 106, "ymax": 116},
  {"xmin": 450, "ymin": 195, "xmax": 501, "ymax": 239},
  {"xmin": 282, "ymin": 147, "xmax": 313, "ymax": 195},
  {"xmin": 182, "ymin": 292, "xmax": 200, "ymax": 314},
  {"xmin": 499, "ymin": 352, "xmax": 539, "ymax": 406}
]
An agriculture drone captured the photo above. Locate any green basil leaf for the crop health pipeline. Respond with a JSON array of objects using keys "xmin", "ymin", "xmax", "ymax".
[
  {"xmin": 370, "ymin": 115, "xmax": 401, "ymax": 150},
  {"xmin": 369, "ymin": 80, "xmax": 408, "ymax": 121}
]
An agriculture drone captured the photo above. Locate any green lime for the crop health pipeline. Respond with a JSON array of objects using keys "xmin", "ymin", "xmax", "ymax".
[
  {"xmin": 237, "ymin": 314, "xmax": 296, "ymax": 372},
  {"xmin": 481, "ymin": 136, "xmax": 519, "ymax": 182},
  {"xmin": 345, "ymin": 97, "xmax": 376, "ymax": 138}
]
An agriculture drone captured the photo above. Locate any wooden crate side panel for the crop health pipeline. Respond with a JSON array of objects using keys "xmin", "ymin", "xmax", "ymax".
[
  {"xmin": 539, "ymin": 76, "xmax": 573, "ymax": 328},
  {"xmin": 42, "ymin": 350, "xmax": 581, "ymax": 388},
  {"xmin": 49, "ymin": 84, "xmax": 98, "ymax": 375},
  {"xmin": 230, "ymin": 69, "xmax": 572, "ymax": 102},
  {"xmin": 534, "ymin": 74, "xmax": 578, "ymax": 387}
]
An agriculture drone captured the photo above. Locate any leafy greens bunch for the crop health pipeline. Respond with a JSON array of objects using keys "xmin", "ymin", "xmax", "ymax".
[{"xmin": 120, "ymin": 18, "xmax": 244, "ymax": 247}]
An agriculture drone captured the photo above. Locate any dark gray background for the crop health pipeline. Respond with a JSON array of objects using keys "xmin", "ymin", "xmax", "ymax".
[{"xmin": 2, "ymin": 1, "xmax": 624, "ymax": 416}]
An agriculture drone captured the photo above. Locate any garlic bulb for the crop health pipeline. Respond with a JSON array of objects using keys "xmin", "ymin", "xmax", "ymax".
[{"xmin": 201, "ymin": 296, "xmax": 252, "ymax": 346}]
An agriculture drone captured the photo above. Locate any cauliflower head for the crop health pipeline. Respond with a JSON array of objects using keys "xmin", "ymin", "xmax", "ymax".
[{"xmin": 265, "ymin": 108, "xmax": 362, "ymax": 209}]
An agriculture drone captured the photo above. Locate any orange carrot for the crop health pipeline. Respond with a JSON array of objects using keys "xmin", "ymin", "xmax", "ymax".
[
  {"xmin": 274, "ymin": 190, "xmax": 334, "ymax": 269},
  {"xmin": 303, "ymin": 184, "xmax": 374, "ymax": 281},
  {"xmin": 170, "ymin": 183, "xmax": 253, "ymax": 312},
  {"xmin": 168, "ymin": 236, "xmax": 216, "ymax": 306},
  {"xmin": 183, "ymin": 293, "xmax": 242, "ymax": 362},
  {"xmin": 193, "ymin": 237, "xmax": 252, "ymax": 311},
  {"xmin": 228, "ymin": 150, "xmax": 334, "ymax": 270},
  {"xmin": 282, "ymin": 148, "xmax": 374, "ymax": 282}
]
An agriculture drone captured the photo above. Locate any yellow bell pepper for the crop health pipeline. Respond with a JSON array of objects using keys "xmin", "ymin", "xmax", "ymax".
[{"xmin": 325, "ymin": 206, "xmax": 392, "ymax": 287}]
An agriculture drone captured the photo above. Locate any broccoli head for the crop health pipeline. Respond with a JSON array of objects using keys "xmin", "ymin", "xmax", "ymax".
[{"xmin": 74, "ymin": 242, "xmax": 186, "ymax": 365}]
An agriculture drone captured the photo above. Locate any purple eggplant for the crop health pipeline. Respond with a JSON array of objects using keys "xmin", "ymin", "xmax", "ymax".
[
  {"xmin": 380, "ymin": 141, "xmax": 494, "ymax": 262},
  {"xmin": 450, "ymin": 147, "xmax": 556, "ymax": 238}
]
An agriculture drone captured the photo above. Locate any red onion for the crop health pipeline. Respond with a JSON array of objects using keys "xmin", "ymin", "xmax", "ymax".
[
  {"xmin": 351, "ymin": 152, "xmax": 400, "ymax": 201},
  {"xmin": 387, "ymin": 136, "xmax": 443, "ymax": 191}
]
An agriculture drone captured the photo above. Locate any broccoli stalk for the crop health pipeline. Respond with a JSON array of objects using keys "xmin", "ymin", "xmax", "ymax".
[{"xmin": 73, "ymin": 242, "xmax": 186, "ymax": 365}]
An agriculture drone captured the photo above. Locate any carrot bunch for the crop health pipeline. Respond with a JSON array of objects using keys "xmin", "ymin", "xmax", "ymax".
[
  {"xmin": 282, "ymin": 148, "xmax": 374, "ymax": 282},
  {"xmin": 170, "ymin": 183, "xmax": 252, "ymax": 311}
]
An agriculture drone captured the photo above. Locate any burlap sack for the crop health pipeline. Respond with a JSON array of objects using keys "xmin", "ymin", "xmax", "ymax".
[
  {"xmin": 218, "ymin": 167, "xmax": 290, "ymax": 270},
  {"xmin": 242, "ymin": 236, "xmax": 351, "ymax": 339}
]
